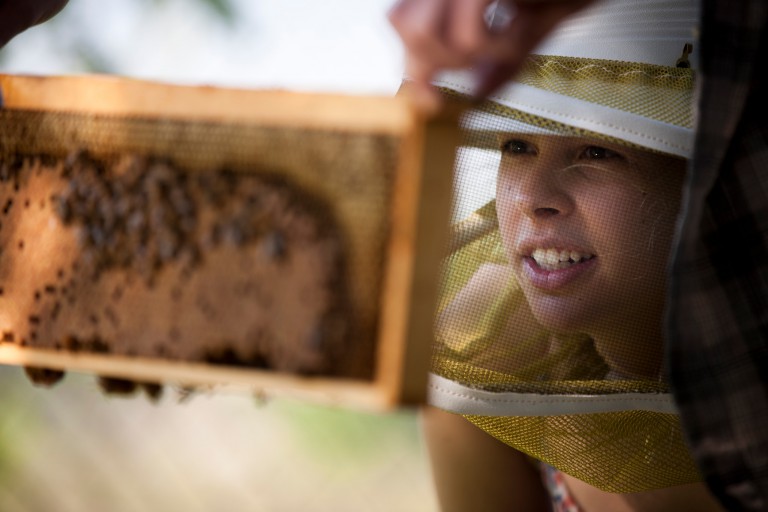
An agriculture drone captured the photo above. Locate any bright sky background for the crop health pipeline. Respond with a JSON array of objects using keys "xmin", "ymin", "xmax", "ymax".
[{"xmin": 0, "ymin": 0, "xmax": 405, "ymax": 95}]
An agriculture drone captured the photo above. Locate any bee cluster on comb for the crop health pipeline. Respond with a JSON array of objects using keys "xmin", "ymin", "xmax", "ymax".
[{"xmin": 0, "ymin": 151, "xmax": 354, "ymax": 396}]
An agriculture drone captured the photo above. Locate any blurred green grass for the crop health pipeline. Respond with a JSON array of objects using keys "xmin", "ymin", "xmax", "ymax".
[{"xmin": 0, "ymin": 366, "xmax": 437, "ymax": 511}]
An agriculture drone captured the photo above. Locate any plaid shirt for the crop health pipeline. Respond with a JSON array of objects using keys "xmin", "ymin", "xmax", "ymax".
[{"xmin": 666, "ymin": 0, "xmax": 768, "ymax": 510}]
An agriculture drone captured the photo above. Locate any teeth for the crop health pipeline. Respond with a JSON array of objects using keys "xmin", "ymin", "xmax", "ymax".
[{"xmin": 531, "ymin": 248, "xmax": 593, "ymax": 271}]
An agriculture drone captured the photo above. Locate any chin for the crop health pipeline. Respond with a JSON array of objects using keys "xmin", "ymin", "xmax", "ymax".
[{"xmin": 524, "ymin": 294, "xmax": 596, "ymax": 335}]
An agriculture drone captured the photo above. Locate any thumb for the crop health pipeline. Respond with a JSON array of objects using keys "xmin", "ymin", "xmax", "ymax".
[{"xmin": 471, "ymin": 57, "xmax": 524, "ymax": 100}]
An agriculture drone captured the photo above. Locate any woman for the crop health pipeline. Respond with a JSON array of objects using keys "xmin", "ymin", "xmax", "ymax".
[{"xmin": 421, "ymin": 0, "xmax": 725, "ymax": 510}]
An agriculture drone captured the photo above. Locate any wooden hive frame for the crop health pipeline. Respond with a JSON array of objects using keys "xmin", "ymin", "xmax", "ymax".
[{"xmin": 0, "ymin": 74, "xmax": 461, "ymax": 410}]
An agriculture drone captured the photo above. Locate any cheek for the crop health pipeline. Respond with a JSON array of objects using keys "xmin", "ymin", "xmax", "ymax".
[
  {"xmin": 495, "ymin": 178, "xmax": 522, "ymax": 255},
  {"xmin": 599, "ymin": 195, "xmax": 644, "ymax": 231},
  {"xmin": 608, "ymin": 160, "xmax": 684, "ymax": 249},
  {"xmin": 636, "ymin": 196, "xmax": 680, "ymax": 259},
  {"xmin": 495, "ymin": 171, "xmax": 512, "ymax": 207},
  {"xmin": 585, "ymin": 189, "xmax": 676, "ymax": 266},
  {"xmin": 495, "ymin": 206, "xmax": 518, "ymax": 259}
]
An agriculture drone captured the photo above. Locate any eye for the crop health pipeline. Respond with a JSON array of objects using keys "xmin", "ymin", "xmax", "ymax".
[
  {"xmin": 580, "ymin": 145, "xmax": 621, "ymax": 160},
  {"xmin": 502, "ymin": 139, "xmax": 535, "ymax": 155}
]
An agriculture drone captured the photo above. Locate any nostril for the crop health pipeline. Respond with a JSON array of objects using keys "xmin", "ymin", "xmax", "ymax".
[{"xmin": 534, "ymin": 207, "xmax": 559, "ymax": 218}]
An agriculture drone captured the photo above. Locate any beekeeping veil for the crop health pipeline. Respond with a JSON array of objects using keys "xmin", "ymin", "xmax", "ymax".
[{"xmin": 426, "ymin": 0, "xmax": 700, "ymax": 493}]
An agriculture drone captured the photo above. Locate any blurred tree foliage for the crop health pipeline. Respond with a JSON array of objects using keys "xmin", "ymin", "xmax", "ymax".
[{"xmin": 273, "ymin": 400, "xmax": 422, "ymax": 465}]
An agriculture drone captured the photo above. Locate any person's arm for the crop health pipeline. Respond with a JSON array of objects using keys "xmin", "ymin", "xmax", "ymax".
[
  {"xmin": 388, "ymin": 0, "xmax": 594, "ymax": 111},
  {"xmin": 0, "ymin": 0, "xmax": 69, "ymax": 47},
  {"xmin": 421, "ymin": 407, "xmax": 550, "ymax": 512}
]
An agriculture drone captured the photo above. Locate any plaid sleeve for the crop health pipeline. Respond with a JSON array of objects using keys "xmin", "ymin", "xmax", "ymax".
[{"xmin": 665, "ymin": 1, "xmax": 768, "ymax": 510}]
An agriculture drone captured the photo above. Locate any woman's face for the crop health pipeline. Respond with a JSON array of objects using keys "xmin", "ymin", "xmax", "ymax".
[{"xmin": 495, "ymin": 133, "xmax": 685, "ymax": 375}]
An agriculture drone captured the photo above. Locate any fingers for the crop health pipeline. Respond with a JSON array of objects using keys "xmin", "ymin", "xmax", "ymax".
[
  {"xmin": 445, "ymin": 0, "xmax": 495, "ymax": 61},
  {"xmin": 390, "ymin": 0, "xmax": 495, "ymax": 112},
  {"xmin": 390, "ymin": 0, "xmax": 597, "ymax": 105},
  {"xmin": 34, "ymin": 0, "xmax": 70, "ymax": 24},
  {"xmin": 472, "ymin": 2, "xmax": 560, "ymax": 98},
  {"xmin": 473, "ymin": 0, "xmax": 596, "ymax": 97},
  {"xmin": 389, "ymin": 0, "xmax": 464, "ymax": 68},
  {"xmin": 0, "ymin": 0, "xmax": 69, "ymax": 47},
  {"xmin": 473, "ymin": 58, "xmax": 523, "ymax": 100}
]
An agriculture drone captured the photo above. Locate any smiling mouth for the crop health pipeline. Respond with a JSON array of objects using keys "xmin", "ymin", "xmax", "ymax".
[{"xmin": 530, "ymin": 248, "xmax": 595, "ymax": 271}]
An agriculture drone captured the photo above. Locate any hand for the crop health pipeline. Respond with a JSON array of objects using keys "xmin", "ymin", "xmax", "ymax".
[
  {"xmin": 388, "ymin": 0, "xmax": 595, "ymax": 112},
  {"xmin": 0, "ymin": 0, "xmax": 69, "ymax": 47}
]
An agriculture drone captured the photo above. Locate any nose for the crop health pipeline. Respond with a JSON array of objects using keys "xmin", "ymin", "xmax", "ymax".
[{"xmin": 498, "ymin": 163, "xmax": 574, "ymax": 221}]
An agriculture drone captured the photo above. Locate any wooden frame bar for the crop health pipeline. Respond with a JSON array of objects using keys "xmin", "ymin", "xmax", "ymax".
[{"xmin": 0, "ymin": 74, "xmax": 460, "ymax": 410}]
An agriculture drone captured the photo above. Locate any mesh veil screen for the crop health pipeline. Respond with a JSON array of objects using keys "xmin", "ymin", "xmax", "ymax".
[{"xmin": 429, "ymin": 55, "xmax": 701, "ymax": 493}]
